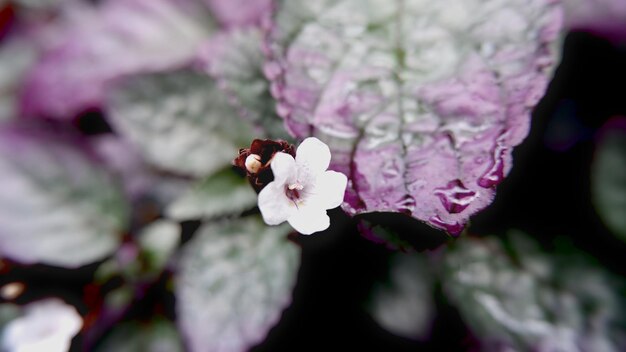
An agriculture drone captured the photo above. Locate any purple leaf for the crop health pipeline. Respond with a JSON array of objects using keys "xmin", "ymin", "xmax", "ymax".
[
  {"xmin": 20, "ymin": 0, "xmax": 215, "ymax": 119},
  {"xmin": 563, "ymin": 0, "xmax": 626, "ymax": 42},
  {"xmin": 203, "ymin": 0, "xmax": 272, "ymax": 28},
  {"xmin": 268, "ymin": 0, "xmax": 563, "ymax": 234}
]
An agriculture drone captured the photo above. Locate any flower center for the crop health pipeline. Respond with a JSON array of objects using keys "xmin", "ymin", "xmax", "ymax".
[{"xmin": 285, "ymin": 182, "xmax": 304, "ymax": 202}]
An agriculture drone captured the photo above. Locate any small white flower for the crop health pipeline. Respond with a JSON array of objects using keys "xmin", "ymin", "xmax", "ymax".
[
  {"xmin": 258, "ymin": 137, "xmax": 348, "ymax": 235},
  {"xmin": 1, "ymin": 299, "xmax": 82, "ymax": 352}
]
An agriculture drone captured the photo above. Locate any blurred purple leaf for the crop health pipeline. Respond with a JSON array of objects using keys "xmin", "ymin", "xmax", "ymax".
[
  {"xmin": 176, "ymin": 217, "xmax": 299, "ymax": 352},
  {"xmin": 267, "ymin": 0, "xmax": 563, "ymax": 235},
  {"xmin": 106, "ymin": 69, "xmax": 256, "ymax": 178},
  {"xmin": 203, "ymin": 0, "xmax": 271, "ymax": 28},
  {"xmin": 563, "ymin": 0, "xmax": 626, "ymax": 42},
  {"xmin": 443, "ymin": 232, "xmax": 625, "ymax": 351},
  {"xmin": 20, "ymin": 0, "xmax": 215, "ymax": 119},
  {"xmin": 0, "ymin": 127, "xmax": 129, "ymax": 268}
]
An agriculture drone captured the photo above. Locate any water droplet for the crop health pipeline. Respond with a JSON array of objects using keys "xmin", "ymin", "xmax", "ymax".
[
  {"xmin": 381, "ymin": 158, "xmax": 402, "ymax": 179},
  {"xmin": 478, "ymin": 143, "xmax": 506, "ymax": 188},
  {"xmin": 434, "ymin": 180, "xmax": 477, "ymax": 213},
  {"xmin": 317, "ymin": 123, "xmax": 359, "ymax": 138},
  {"xmin": 429, "ymin": 215, "xmax": 464, "ymax": 236}
]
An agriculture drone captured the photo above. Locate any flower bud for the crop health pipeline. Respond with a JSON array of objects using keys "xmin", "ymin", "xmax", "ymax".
[
  {"xmin": 233, "ymin": 139, "xmax": 296, "ymax": 193},
  {"xmin": 245, "ymin": 154, "xmax": 262, "ymax": 174}
]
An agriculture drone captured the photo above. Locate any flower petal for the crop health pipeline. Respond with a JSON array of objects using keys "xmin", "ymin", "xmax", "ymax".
[
  {"xmin": 270, "ymin": 152, "xmax": 296, "ymax": 185},
  {"xmin": 287, "ymin": 207, "xmax": 330, "ymax": 235},
  {"xmin": 295, "ymin": 137, "xmax": 331, "ymax": 175},
  {"xmin": 308, "ymin": 170, "xmax": 348, "ymax": 210},
  {"xmin": 258, "ymin": 181, "xmax": 296, "ymax": 225}
]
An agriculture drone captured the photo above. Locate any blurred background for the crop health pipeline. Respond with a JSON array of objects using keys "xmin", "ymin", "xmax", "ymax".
[{"xmin": 0, "ymin": 0, "xmax": 625, "ymax": 351}]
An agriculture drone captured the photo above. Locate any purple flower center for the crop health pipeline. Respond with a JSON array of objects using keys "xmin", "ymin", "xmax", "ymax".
[{"xmin": 285, "ymin": 182, "xmax": 304, "ymax": 202}]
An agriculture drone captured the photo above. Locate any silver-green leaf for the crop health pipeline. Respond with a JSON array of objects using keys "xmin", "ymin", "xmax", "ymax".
[
  {"xmin": 592, "ymin": 124, "xmax": 626, "ymax": 240},
  {"xmin": 165, "ymin": 168, "xmax": 257, "ymax": 221},
  {"xmin": 137, "ymin": 219, "xmax": 180, "ymax": 275},
  {"xmin": 0, "ymin": 129, "xmax": 128, "ymax": 268},
  {"xmin": 201, "ymin": 28, "xmax": 290, "ymax": 140},
  {"xmin": 443, "ymin": 232, "xmax": 625, "ymax": 351},
  {"xmin": 176, "ymin": 217, "xmax": 299, "ymax": 352},
  {"xmin": 367, "ymin": 252, "xmax": 435, "ymax": 340},
  {"xmin": 107, "ymin": 69, "xmax": 256, "ymax": 178},
  {"xmin": 0, "ymin": 36, "xmax": 37, "ymax": 121},
  {"xmin": 95, "ymin": 319, "xmax": 184, "ymax": 352}
]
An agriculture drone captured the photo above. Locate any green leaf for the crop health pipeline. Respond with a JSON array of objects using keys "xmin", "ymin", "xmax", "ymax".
[
  {"xmin": 0, "ymin": 304, "xmax": 20, "ymax": 329},
  {"xmin": 95, "ymin": 319, "xmax": 183, "ymax": 352},
  {"xmin": 137, "ymin": 219, "xmax": 180, "ymax": 274},
  {"xmin": 165, "ymin": 168, "xmax": 257, "ymax": 221},
  {"xmin": 367, "ymin": 252, "xmax": 435, "ymax": 340},
  {"xmin": 107, "ymin": 69, "xmax": 256, "ymax": 178},
  {"xmin": 0, "ymin": 36, "xmax": 37, "ymax": 121},
  {"xmin": 592, "ymin": 125, "xmax": 626, "ymax": 240},
  {"xmin": 0, "ymin": 129, "xmax": 129, "ymax": 268},
  {"xmin": 443, "ymin": 232, "xmax": 625, "ymax": 351},
  {"xmin": 176, "ymin": 217, "xmax": 299, "ymax": 352},
  {"xmin": 12, "ymin": 0, "xmax": 69, "ymax": 11}
]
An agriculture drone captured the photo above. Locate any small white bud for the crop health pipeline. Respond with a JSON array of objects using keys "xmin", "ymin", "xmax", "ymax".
[
  {"xmin": 245, "ymin": 154, "xmax": 262, "ymax": 174},
  {"xmin": 0, "ymin": 282, "xmax": 24, "ymax": 300}
]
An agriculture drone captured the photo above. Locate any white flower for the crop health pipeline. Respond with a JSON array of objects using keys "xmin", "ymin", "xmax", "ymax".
[
  {"xmin": 1, "ymin": 299, "xmax": 82, "ymax": 352},
  {"xmin": 258, "ymin": 137, "xmax": 348, "ymax": 235}
]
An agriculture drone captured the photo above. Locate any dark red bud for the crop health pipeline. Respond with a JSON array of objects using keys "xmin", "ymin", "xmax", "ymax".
[{"xmin": 233, "ymin": 139, "xmax": 295, "ymax": 193}]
